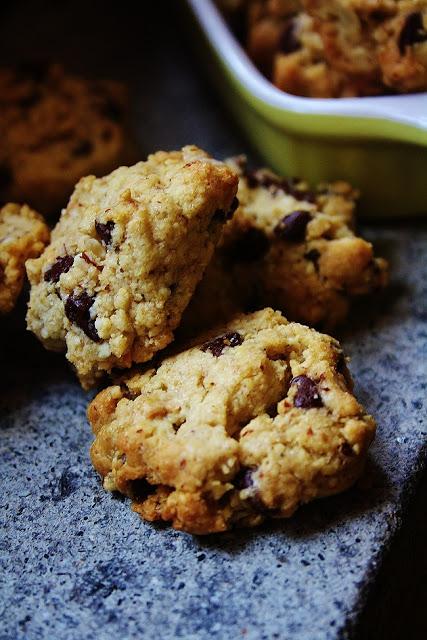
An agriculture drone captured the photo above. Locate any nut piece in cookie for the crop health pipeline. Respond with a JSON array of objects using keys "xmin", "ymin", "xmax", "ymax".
[
  {"xmin": 182, "ymin": 156, "xmax": 388, "ymax": 335},
  {"xmin": 89, "ymin": 308, "xmax": 376, "ymax": 534},
  {"xmin": 0, "ymin": 63, "xmax": 129, "ymax": 213},
  {"xmin": 26, "ymin": 145, "xmax": 238, "ymax": 388},
  {"xmin": 0, "ymin": 203, "xmax": 49, "ymax": 314}
]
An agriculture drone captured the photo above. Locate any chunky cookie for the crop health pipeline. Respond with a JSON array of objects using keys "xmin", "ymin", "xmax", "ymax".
[
  {"xmin": 182, "ymin": 157, "xmax": 388, "ymax": 335},
  {"xmin": 0, "ymin": 203, "xmax": 49, "ymax": 314},
  {"xmin": 302, "ymin": 0, "xmax": 427, "ymax": 93},
  {"xmin": 375, "ymin": 4, "xmax": 427, "ymax": 92},
  {"xmin": 0, "ymin": 63, "xmax": 128, "ymax": 214},
  {"xmin": 26, "ymin": 146, "xmax": 238, "ymax": 388},
  {"xmin": 221, "ymin": 0, "xmax": 427, "ymax": 95},
  {"xmin": 89, "ymin": 308, "xmax": 376, "ymax": 534}
]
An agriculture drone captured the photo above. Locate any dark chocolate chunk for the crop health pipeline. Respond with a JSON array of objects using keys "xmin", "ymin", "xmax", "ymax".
[
  {"xmin": 224, "ymin": 227, "xmax": 269, "ymax": 262},
  {"xmin": 201, "ymin": 331, "xmax": 243, "ymax": 357},
  {"xmin": 64, "ymin": 291, "xmax": 100, "ymax": 342},
  {"xmin": 44, "ymin": 254, "xmax": 74, "ymax": 283},
  {"xmin": 291, "ymin": 375, "xmax": 323, "ymax": 408},
  {"xmin": 398, "ymin": 12, "xmax": 427, "ymax": 55},
  {"xmin": 234, "ymin": 467, "xmax": 273, "ymax": 514},
  {"xmin": 279, "ymin": 19, "xmax": 301, "ymax": 54},
  {"xmin": 234, "ymin": 467, "xmax": 255, "ymax": 490},
  {"xmin": 340, "ymin": 442, "xmax": 355, "ymax": 457},
  {"xmin": 95, "ymin": 220, "xmax": 115, "ymax": 247},
  {"xmin": 246, "ymin": 168, "xmax": 282, "ymax": 190},
  {"xmin": 71, "ymin": 139, "xmax": 93, "ymax": 157},
  {"xmin": 304, "ymin": 248, "xmax": 321, "ymax": 265},
  {"xmin": 274, "ymin": 210, "xmax": 311, "ymax": 242},
  {"xmin": 212, "ymin": 197, "xmax": 239, "ymax": 223}
]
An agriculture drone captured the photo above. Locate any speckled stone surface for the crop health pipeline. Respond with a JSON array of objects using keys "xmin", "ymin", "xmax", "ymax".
[{"xmin": 0, "ymin": 2, "xmax": 426, "ymax": 640}]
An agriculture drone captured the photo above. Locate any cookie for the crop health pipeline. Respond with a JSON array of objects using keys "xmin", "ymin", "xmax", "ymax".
[
  {"xmin": 26, "ymin": 146, "xmax": 238, "ymax": 388},
  {"xmin": 272, "ymin": 11, "xmax": 382, "ymax": 97},
  {"xmin": 222, "ymin": 0, "xmax": 427, "ymax": 95},
  {"xmin": 0, "ymin": 203, "xmax": 49, "ymax": 314},
  {"xmin": 302, "ymin": 0, "xmax": 427, "ymax": 94},
  {"xmin": 376, "ymin": 5, "xmax": 427, "ymax": 92},
  {"xmin": 182, "ymin": 157, "xmax": 388, "ymax": 335},
  {"xmin": 89, "ymin": 308, "xmax": 376, "ymax": 534},
  {"xmin": 0, "ymin": 63, "xmax": 129, "ymax": 214}
]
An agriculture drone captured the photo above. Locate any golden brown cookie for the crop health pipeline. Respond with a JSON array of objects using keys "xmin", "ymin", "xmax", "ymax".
[
  {"xmin": 0, "ymin": 63, "xmax": 129, "ymax": 214},
  {"xmin": 182, "ymin": 157, "xmax": 388, "ymax": 335},
  {"xmin": 26, "ymin": 146, "xmax": 238, "ymax": 388},
  {"xmin": 0, "ymin": 203, "xmax": 49, "ymax": 314},
  {"xmin": 89, "ymin": 308, "xmax": 376, "ymax": 534}
]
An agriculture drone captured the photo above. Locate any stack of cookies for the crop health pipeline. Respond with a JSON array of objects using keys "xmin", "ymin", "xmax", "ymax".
[{"xmin": 1, "ymin": 111, "xmax": 389, "ymax": 532}]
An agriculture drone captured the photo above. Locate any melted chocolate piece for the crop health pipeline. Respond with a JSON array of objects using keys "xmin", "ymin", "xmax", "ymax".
[
  {"xmin": 398, "ymin": 12, "xmax": 427, "ymax": 55},
  {"xmin": 44, "ymin": 255, "xmax": 74, "ymax": 283},
  {"xmin": 291, "ymin": 375, "xmax": 323, "ymax": 408},
  {"xmin": 212, "ymin": 197, "xmax": 240, "ymax": 223},
  {"xmin": 274, "ymin": 210, "xmax": 311, "ymax": 242},
  {"xmin": 64, "ymin": 291, "xmax": 100, "ymax": 342},
  {"xmin": 279, "ymin": 19, "xmax": 301, "ymax": 54},
  {"xmin": 95, "ymin": 220, "xmax": 115, "ymax": 247},
  {"xmin": 201, "ymin": 331, "xmax": 243, "ymax": 357},
  {"xmin": 304, "ymin": 248, "xmax": 321, "ymax": 267}
]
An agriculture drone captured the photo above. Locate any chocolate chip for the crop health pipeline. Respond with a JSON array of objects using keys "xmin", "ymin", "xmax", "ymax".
[
  {"xmin": 212, "ymin": 197, "xmax": 239, "ymax": 223},
  {"xmin": 71, "ymin": 139, "xmax": 93, "ymax": 157},
  {"xmin": 274, "ymin": 210, "xmax": 311, "ymax": 242},
  {"xmin": 44, "ymin": 254, "xmax": 74, "ymax": 283},
  {"xmin": 0, "ymin": 165, "xmax": 13, "ymax": 190},
  {"xmin": 234, "ymin": 467, "xmax": 273, "ymax": 514},
  {"xmin": 279, "ymin": 19, "xmax": 301, "ymax": 54},
  {"xmin": 245, "ymin": 167, "xmax": 315, "ymax": 202},
  {"xmin": 95, "ymin": 220, "xmax": 115, "ymax": 247},
  {"xmin": 64, "ymin": 291, "xmax": 100, "ymax": 342},
  {"xmin": 340, "ymin": 442, "xmax": 355, "ymax": 457},
  {"xmin": 304, "ymin": 248, "xmax": 320, "ymax": 265},
  {"xmin": 224, "ymin": 227, "xmax": 270, "ymax": 262},
  {"xmin": 398, "ymin": 12, "xmax": 427, "ymax": 55},
  {"xmin": 246, "ymin": 168, "xmax": 282, "ymax": 190},
  {"xmin": 291, "ymin": 375, "xmax": 323, "ymax": 408},
  {"xmin": 234, "ymin": 467, "xmax": 255, "ymax": 490},
  {"xmin": 201, "ymin": 331, "xmax": 243, "ymax": 357}
]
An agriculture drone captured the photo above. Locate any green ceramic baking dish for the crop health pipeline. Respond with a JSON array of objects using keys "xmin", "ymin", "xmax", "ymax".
[{"xmin": 186, "ymin": 0, "xmax": 427, "ymax": 217}]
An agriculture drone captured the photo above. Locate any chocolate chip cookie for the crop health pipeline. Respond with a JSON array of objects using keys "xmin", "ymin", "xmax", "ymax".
[
  {"xmin": 182, "ymin": 156, "xmax": 388, "ymax": 335},
  {"xmin": 222, "ymin": 0, "xmax": 427, "ymax": 96},
  {"xmin": 26, "ymin": 146, "xmax": 238, "ymax": 388},
  {"xmin": 0, "ymin": 63, "xmax": 128, "ymax": 214},
  {"xmin": 0, "ymin": 203, "xmax": 49, "ymax": 314},
  {"xmin": 89, "ymin": 308, "xmax": 376, "ymax": 534}
]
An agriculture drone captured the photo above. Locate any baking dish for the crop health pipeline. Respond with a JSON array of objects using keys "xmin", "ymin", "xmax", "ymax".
[{"xmin": 186, "ymin": 0, "xmax": 427, "ymax": 217}]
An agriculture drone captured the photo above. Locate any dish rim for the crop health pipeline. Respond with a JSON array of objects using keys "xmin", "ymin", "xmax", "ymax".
[{"xmin": 187, "ymin": 0, "xmax": 427, "ymax": 143}]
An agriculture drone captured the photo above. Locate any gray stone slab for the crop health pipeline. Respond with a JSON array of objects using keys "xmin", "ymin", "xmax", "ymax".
[{"xmin": 0, "ymin": 2, "xmax": 426, "ymax": 639}]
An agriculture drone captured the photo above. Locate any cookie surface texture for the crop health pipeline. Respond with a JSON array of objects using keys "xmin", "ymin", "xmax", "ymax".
[
  {"xmin": 89, "ymin": 308, "xmax": 376, "ymax": 534},
  {"xmin": 26, "ymin": 146, "xmax": 238, "ymax": 388}
]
